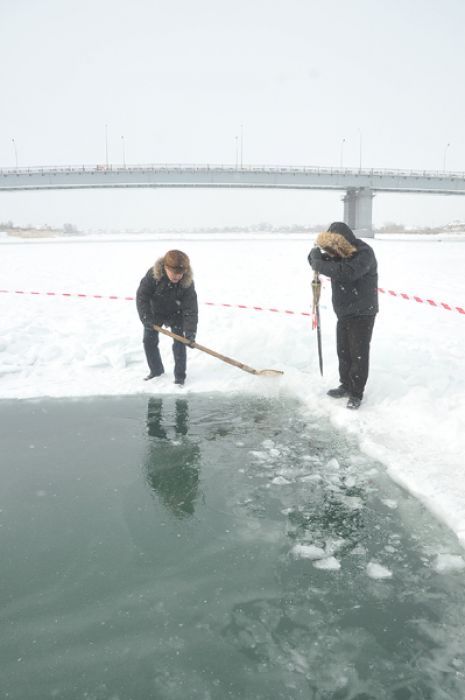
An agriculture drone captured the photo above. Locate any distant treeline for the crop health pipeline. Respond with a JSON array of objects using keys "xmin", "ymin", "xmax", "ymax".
[
  {"xmin": 0, "ymin": 222, "xmax": 81, "ymax": 237},
  {"xmin": 2, "ymin": 221, "xmax": 464, "ymax": 236}
]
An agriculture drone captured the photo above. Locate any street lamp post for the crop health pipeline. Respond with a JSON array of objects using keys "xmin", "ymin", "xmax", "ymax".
[
  {"xmin": 340, "ymin": 138, "xmax": 346, "ymax": 168},
  {"xmin": 443, "ymin": 142, "xmax": 450, "ymax": 171},
  {"xmin": 105, "ymin": 123, "xmax": 109, "ymax": 168},
  {"xmin": 11, "ymin": 138, "xmax": 18, "ymax": 168},
  {"xmin": 358, "ymin": 129, "xmax": 362, "ymax": 171},
  {"xmin": 121, "ymin": 135, "xmax": 126, "ymax": 168},
  {"xmin": 240, "ymin": 123, "xmax": 243, "ymax": 168}
]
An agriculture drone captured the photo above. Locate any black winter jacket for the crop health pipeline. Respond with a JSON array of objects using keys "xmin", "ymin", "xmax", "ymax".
[
  {"xmin": 308, "ymin": 222, "xmax": 378, "ymax": 320},
  {"xmin": 136, "ymin": 258, "xmax": 198, "ymax": 336}
]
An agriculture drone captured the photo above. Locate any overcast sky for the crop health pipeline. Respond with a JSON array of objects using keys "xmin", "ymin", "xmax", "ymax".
[{"xmin": 1, "ymin": 0, "xmax": 465, "ymax": 230}]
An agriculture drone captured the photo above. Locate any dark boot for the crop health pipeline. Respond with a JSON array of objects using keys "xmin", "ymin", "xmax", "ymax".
[
  {"xmin": 347, "ymin": 396, "xmax": 361, "ymax": 410},
  {"xmin": 327, "ymin": 385, "xmax": 349, "ymax": 399},
  {"xmin": 144, "ymin": 371, "xmax": 164, "ymax": 381}
]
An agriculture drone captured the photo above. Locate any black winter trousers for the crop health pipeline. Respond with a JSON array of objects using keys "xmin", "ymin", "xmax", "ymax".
[
  {"xmin": 143, "ymin": 326, "xmax": 186, "ymax": 382},
  {"xmin": 336, "ymin": 315, "xmax": 376, "ymax": 400}
]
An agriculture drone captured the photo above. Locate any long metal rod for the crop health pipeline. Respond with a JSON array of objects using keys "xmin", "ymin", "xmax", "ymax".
[{"xmin": 311, "ymin": 272, "xmax": 323, "ymax": 376}]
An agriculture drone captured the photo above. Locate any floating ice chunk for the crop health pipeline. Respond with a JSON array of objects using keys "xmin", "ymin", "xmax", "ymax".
[
  {"xmin": 313, "ymin": 557, "xmax": 341, "ymax": 570},
  {"xmin": 381, "ymin": 499, "xmax": 398, "ymax": 509},
  {"xmin": 366, "ymin": 562, "xmax": 393, "ymax": 579},
  {"xmin": 287, "ymin": 649, "xmax": 309, "ymax": 673},
  {"xmin": 292, "ymin": 544, "xmax": 326, "ymax": 560},
  {"xmin": 433, "ymin": 554, "xmax": 465, "ymax": 573},
  {"xmin": 384, "ymin": 545, "xmax": 397, "ymax": 553},
  {"xmin": 326, "ymin": 458, "xmax": 340, "ymax": 469},
  {"xmin": 249, "ymin": 450, "xmax": 269, "ymax": 461},
  {"xmin": 262, "ymin": 439, "xmax": 274, "ymax": 449},
  {"xmin": 271, "ymin": 476, "xmax": 291, "ymax": 485}
]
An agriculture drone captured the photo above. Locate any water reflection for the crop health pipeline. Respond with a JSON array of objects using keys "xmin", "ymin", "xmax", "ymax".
[{"xmin": 144, "ymin": 398, "xmax": 200, "ymax": 519}]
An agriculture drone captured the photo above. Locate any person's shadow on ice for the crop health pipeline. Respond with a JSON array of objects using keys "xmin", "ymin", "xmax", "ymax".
[{"xmin": 144, "ymin": 397, "xmax": 201, "ymax": 519}]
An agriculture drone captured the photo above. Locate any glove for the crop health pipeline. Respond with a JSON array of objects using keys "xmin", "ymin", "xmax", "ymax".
[
  {"xmin": 184, "ymin": 331, "xmax": 196, "ymax": 344},
  {"xmin": 308, "ymin": 246, "xmax": 323, "ymax": 270}
]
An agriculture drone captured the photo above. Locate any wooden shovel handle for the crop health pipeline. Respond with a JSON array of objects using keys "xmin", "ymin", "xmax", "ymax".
[{"xmin": 152, "ymin": 324, "xmax": 260, "ymax": 375}]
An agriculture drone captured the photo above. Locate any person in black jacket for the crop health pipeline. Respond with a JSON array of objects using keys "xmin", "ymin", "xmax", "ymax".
[
  {"xmin": 136, "ymin": 250, "xmax": 198, "ymax": 385},
  {"xmin": 308, "ymin": 222, "xmax": 378, "ymax": 409}
]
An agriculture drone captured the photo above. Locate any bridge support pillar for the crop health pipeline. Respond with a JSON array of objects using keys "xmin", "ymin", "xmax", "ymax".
[{"xmin": 343, "ymin": 188, "xmax": 374, "ymax": 237}]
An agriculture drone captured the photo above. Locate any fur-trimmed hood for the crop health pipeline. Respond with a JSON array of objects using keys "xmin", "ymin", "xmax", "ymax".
[
  {"xmin": 152, "ymin": 257, "xmax": 194, "ymax": 288},
  {"xmin": 315, "ymin": 231, "xmax": 357, "ymax": 258},
  {"xmin": 317, "ymin": 221, "xmax": 358, "ymax": 257}
]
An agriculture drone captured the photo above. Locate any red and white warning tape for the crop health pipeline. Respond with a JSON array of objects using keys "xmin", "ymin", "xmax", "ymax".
[
  {"xmin": 0, "ymin": 287, "xmax": 464, "ymax": 317},
  {"xmin": 0, "ymin": 289, "xmax": 312, "ymax": 317},
  {"xmin": 203, "ymin": 301, "xmax": 311, "ymax": 317},
  {"xmin": 378, "ymin": 288, "xmax": 465, "ymax": 315}
]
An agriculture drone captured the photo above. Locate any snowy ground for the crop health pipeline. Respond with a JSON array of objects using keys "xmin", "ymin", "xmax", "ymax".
[{"xmin": 1, "ymin": 231, "xmax": 464, "ymax": 547}]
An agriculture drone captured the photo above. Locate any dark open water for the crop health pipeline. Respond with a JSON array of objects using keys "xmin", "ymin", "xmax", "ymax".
[{"xmin": 1, "ymin": 395, "xmax": 465, "ymax": 699}]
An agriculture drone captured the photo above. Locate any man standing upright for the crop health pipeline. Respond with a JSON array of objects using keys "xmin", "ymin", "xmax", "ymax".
[
  {"xmin": 136, "ymin": 250, "xmax": 198, "ymax": 386},
  {"xmin": 308, "ymin": 222, "xmax": 378, "ymax": 410}
]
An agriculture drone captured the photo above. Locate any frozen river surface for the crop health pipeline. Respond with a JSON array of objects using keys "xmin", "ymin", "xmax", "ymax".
[{"xmin": 1, "ymin": 394, "xmax": 465, "ymax": 699}]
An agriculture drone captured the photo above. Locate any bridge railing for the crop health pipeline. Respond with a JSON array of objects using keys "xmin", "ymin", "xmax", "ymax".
[{"xmin": 1, "ymin": 163, "xmax": 465, "ymax": 179}]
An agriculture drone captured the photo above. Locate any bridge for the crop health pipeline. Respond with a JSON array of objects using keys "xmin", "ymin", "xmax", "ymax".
[{"xmin": 2, "ymin": 163, "xmax": 465, "ymax": 236}]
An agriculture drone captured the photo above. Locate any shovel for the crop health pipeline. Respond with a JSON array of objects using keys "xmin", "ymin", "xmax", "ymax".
[{"xmin": 152, "ymin": 324, "xmax": 283, "ymax": 377}]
